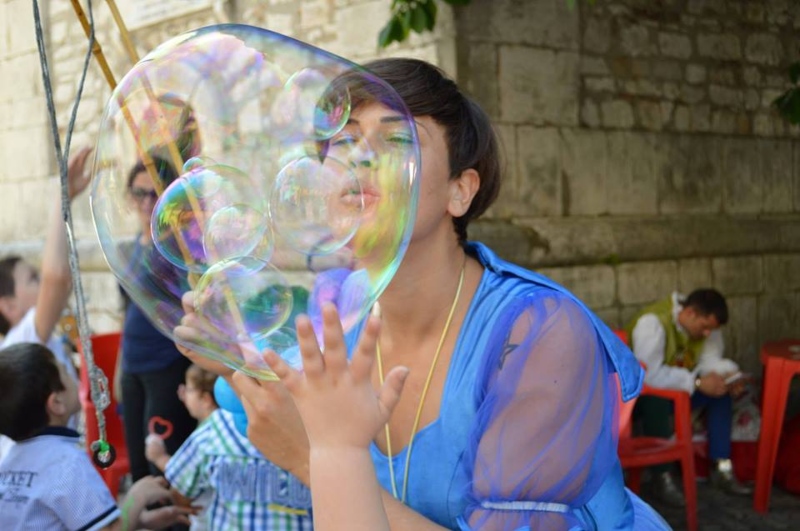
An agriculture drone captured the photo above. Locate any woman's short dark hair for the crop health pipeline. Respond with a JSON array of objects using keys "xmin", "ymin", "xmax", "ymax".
[
  {"xmin": 0, "ymin": 343, "xmax": 65, "ymax": 441},
  {"xmin": 342, "ymin": 58, "xmax": 502, "ymax": 244},
  {"xmin": 684, "ymin": 289, "xmax": 729, "ymax": 325},
  {"xmin": 0, "ymin": 255, "xmax": 23, "ymax": 335}
]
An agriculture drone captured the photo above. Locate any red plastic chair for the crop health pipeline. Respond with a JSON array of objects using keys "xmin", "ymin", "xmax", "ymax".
[
  {"xmin": 614, "ymin": 330, "xmax": 698, "ymax": 531},
  {"xmin": 77, "ymin": 332, "xmax": 129, "ymax": 499},
  {"xmin": 754, "ymin": 339, "xmax": 800, "ymax": 513}
]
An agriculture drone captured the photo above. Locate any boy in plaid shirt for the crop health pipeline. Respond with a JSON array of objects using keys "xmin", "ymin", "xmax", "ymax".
[{"xmin": 165, "ymin": 378, "xmax": 312, "ymax": 530}]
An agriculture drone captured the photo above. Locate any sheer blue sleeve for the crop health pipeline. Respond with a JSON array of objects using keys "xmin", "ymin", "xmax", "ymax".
[{"xmin": 459, "ymin": 291, "xmax": 619, "ymax": 530}]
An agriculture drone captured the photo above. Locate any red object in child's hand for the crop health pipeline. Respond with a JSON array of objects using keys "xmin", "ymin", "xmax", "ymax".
[{"xmin": 148, "ymin": 416, "xmax": 174, "ymax": 440}]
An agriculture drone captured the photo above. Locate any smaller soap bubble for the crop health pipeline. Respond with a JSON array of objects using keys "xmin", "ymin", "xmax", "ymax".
[
  {"xmin": 204, "ymin": 205, "xmax": 272, "ymax": 266},
  {"xmin": 184, "ymin": 156, "xmax": 218, "ymax": 172},
  {"xmin": 151, "ymin": 162, "xmax": 260, "ymax": 272},
  {"xmin": 194, "ymin": 259, "xmax": 294, "ymax": 343},
  {"xmin": 270, "ymin": 67, "xmax": 351, "ymax": 142},
  {"xmin": 270, "ymin": 156, "xmax": 364, "ymax": 256}
]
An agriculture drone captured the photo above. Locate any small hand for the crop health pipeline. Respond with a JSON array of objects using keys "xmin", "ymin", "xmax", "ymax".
[
  {"xmin": 263, "ymin": 303, "xmax": 409, "ymax": 450},
  {"xmin": 145, "ymin": 434, "xmax": 167, "ymax": 463},
  {"xmin": 127, "ymin": 475, "xmax": 172, "ymax": 506},
  {"xmin": 138, "ymin": 504, "xmax": 195, "ymax": 529},
  {"xmin": 723, "ymin": 372, "xmax": 748, "ymax": 398},
  {"xmin": 697, "ymin": 372, "xmax": 727, "ymax": 397},
  {"xmin": 66, "ymin": 146, "xmax": 93, "ymax": 199}
]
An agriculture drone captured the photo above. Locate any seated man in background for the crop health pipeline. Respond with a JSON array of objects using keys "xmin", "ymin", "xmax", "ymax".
[{"xmin": 625, "ymin": 288, "xmax": 752, "ymax": 507}]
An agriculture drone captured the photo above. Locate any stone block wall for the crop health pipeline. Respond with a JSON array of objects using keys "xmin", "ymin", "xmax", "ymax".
[
  {"xmin": 458, "ymin": 0, "xmax": 800, "ymax": 373},
  {"xmin": 0, "ymin": 0, "xmax": 797, "ymax": 375}
]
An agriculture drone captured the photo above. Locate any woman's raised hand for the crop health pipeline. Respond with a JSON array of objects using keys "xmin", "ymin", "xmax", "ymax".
[
  {"xmin": 261, "ymin": 303, "xmax": 409, "ymax": 450},
  {"xmin": 66, "ymin": 146, "xmax": 93, "ymax": 200}
]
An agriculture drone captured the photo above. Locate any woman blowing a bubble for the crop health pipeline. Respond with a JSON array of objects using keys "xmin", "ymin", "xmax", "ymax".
[{"xmin": 179, "ymin": 58, "xmax": 669, "ymax": 531}]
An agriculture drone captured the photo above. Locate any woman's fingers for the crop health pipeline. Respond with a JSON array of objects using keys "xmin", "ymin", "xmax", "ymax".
[
  {"xmin": 262, "ymin": 350, "xmax": 300, "ymax": 389},
  {"xmin": 181, "ymin": 290, "xmax": 196, "ymax": 315},
  {"xmin": 229, "ymin": 371, "xmax": 262, "ymax": 401},
  {"xmin": 378, "ymin": 366, "xmax": 409, "ymax": 418},
  {"xmin": 173, "ymin": 325, "xmax": 235, "ymax": 377}
]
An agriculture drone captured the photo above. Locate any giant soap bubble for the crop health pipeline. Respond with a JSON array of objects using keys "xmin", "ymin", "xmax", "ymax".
[{"xmin": 90, "ymin": 25, "xmax": 420, "ymax": 379}]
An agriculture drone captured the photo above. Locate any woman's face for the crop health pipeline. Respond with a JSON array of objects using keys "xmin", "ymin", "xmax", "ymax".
[
  {"xmin": 325, "ymin": 102, "xmax": 455, "ymax": 245},
  {"xmin": 129, "ymin": 171, "xmax": 158, "ymax": 236}
]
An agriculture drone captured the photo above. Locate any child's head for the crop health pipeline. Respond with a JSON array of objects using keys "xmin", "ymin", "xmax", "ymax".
[
  {"xmin": 179, "ymin": 364, "xmax": 218, "ymax": 421},
  {"xmin": 0, "ymin": 256, "xmax": 40, "ymax": 334},
  {"xmin": 0, "ymin": 343, "xmax": 80, "ymax": 441}
]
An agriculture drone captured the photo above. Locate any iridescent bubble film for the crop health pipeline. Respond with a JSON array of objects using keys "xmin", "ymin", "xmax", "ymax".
[{"xmin": 91, "ymin": 25, "xmax": 420, "ymax": 379}]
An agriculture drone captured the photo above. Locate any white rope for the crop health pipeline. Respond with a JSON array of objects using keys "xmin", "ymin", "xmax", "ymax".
[{"xmin": 32, "ymin": 0, "xmax": 111, "ymax": 453}]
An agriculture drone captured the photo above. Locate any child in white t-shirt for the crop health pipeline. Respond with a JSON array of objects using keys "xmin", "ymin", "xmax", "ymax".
[
  {"xmin": 0, "ymin": 342, "xmax": 194, "ymax": 530},
  {"xmin": 0, "ymin": 147, "xmax": 93, "ymax": 457}
]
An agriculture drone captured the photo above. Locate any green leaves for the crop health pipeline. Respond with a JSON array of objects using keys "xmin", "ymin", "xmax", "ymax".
[
  {"xmin": 774, "ymin": 62, "xmax": 800, "ymax": 125},
  {"xmin": 378, "ymin": 0, "xmax": 447, "ymax": 48}
]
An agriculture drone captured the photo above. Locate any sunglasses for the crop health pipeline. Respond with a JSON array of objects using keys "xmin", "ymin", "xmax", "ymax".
[{"xmin": 130, "ymin": 188, "xmax": 159, "ymax": 202}]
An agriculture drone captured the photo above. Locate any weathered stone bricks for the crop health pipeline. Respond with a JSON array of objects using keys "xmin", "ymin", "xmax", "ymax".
[
  {"xmin": 764, "ymin": 254, "xmax": 800, "ymax": 292},
  {"xmin": 580, "ymin": 56, "xmax": 610, "ymax": 76},
  {"xmin": 712, "ymin": 256, "xmax": 764, "ymax": 295},
  {"xmin": 722, "ymin": 296, "xmax": 760, "ymax": 374},
  {"xmin": 745, "ymin": 33, "xmax": 783, "ymax": 66},
  {"xmin": 759, "ymin": 293, "xmax": 800, "ymax": 343},
  {"xmin": 461, "ymin": 0, "xmax": 579, "ymax": 49},
  {"xmin": 601, "ymin": 99, "xmax": 635, "ymax": 128},
  {"xmin": 537, "ymin": 264, "xmax": 616, "ymax": 308},
  {"xmin": 658, "ymin": 32, "xmax": 692, "ymax": 59},
  {"xmin": 499, "ymin": 47, "xmax": 579, "ymax": 126},
  {"xmin": 697, "ymin": 33, "xmax": 741, "ymax": 61},
  {"xmin": 516, "ymin": 126, "xmax": 561, "ymax": 217},
  {"xmin": 659, "ymin": 135, "xmax": 723, "ymax": 214},
  {"xmin": 686, "ymin": 64, "xmax": 707, "ymax": 84},
  {"xmin": 618, "ymin": 261, "xmax": 678, "ymax": 305},
  {"xmin": 653, "ymin": 60, "xmax": 683, "ymax": 81},
  {"xmin": 619, "ymin": 24, "xmax": 654, "ymax": 57},
  {"xmin": 584, "ymin": 18, "xmax": 611, "ymax": 54},
  {"xmin": 580, "ymin": 100, "xmax": 601, "ymax": 127},
  {"xmin": 761, "ymin": 139, "xmax": 794, "ymax": 212},
  {"xmin": 606, "ymin": 132, "xmax": 659, "ymax": 214},
  {"xmin": 559, "ymin": 128, "xmax": 608, "ymax": 215},
  {"xmin": 678, "ymin": 258, "xmax": 713, "ymax": 292},
  {"xmin": 720, "ymin": 137, "xmax": 762, "ymax": 213},
  {"xmin": 709, "ymin": 85, "xmax": 742, "ymax": 108}
]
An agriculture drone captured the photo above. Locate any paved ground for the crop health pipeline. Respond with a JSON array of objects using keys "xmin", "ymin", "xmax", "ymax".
[{"xmin": 639, "ymin": 481, "xmax": 800, "ymax": 530}]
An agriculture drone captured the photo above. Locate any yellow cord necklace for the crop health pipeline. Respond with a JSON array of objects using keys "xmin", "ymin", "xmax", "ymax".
[{"xmin": 375, "ymin": 260, "xmax": 466, "ymax": 503}]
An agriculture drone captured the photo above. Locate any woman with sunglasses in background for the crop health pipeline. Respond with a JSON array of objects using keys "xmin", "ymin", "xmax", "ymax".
[{"xmin": 116, "ymin": 156, "xmax": 197, "ymax": 486}]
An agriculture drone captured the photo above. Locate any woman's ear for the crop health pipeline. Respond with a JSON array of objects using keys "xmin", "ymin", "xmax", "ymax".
[{"xmin": 447, "ymin": 168, "xmax": 480, "ymax": 218}]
